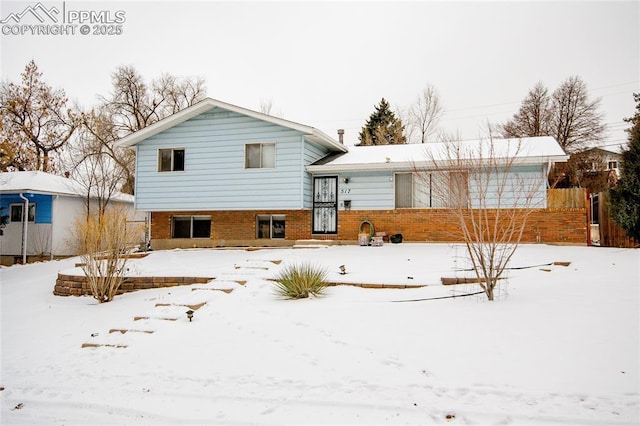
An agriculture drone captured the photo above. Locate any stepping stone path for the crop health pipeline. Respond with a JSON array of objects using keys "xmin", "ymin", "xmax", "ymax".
[{"xmin": 80, "ymin": 258, "xmax": 282, "ymax": 349}]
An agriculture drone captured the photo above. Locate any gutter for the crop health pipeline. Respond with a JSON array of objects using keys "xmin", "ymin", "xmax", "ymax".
[
  {"xmin": 306, "ymin": 155, "xmax": 570, "ymax": 174},
  {"xmin": 19, "ymin": 193, "xmax": 28, "ymax": 264}
]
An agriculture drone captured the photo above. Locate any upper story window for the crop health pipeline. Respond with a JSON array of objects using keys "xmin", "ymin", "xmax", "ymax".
[
  {"xmin": 608, "ymin": 160, "xmax": 618, "ymax": 170},
  {"xmin": 10, "ymin": 203, "xmax": 35, "ymax": 222},
  {"xmin": 158, "ymin": 148, "xmax": 185, "ymax": 172},
  {"xmin": 245, "ymin": 143, "xmax": 275, "ymax": 169}
]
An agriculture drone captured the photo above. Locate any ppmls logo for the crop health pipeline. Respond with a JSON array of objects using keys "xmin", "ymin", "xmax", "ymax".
[{"xmin": 1, "ymin": 2, "xmax": 126, "ymax": 36}]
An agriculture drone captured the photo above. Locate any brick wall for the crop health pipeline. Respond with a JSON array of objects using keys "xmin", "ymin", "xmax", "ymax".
[{"xmin": 151, "ymin": 208, "xmax": 588, "ymax": 247}]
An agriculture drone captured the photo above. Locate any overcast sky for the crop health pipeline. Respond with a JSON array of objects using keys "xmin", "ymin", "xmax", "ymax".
[{"xmin": 1, "ymin": 1, "xmax": 638, "ymax": 148}]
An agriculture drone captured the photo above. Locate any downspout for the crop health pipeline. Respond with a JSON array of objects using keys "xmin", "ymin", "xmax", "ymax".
[
  {"xmin": 19, "ymin": 193, "xmax": 28, "ymax": 264},
  {"xmin": 51, "ymin": 195, "xmax": 58, "ymax": 260},
  {"xmin": 147, "ymin": 211, "xmax": 152, "ymax": 251},
  {"xmin": 300, "ymin": 135, "xmax": 305, "ymax": 209}
]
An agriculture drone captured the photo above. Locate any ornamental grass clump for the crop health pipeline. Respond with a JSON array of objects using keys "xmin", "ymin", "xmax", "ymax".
[{"xmin": 273, "ymin": 262, "xmax": 328, "ymax": 299}]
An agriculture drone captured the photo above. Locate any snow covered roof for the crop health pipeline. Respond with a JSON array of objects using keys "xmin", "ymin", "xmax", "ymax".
[
  {"xmin": 307, "ymin": 136, "xmax": 568, "ymax": 172},
  {"xmin": 0, "ymin": 171, "xmax": 134, "ymax": 203},
  {"xmin": 116, "ymin": 98, "xmax": 348, "ymax": 153}
]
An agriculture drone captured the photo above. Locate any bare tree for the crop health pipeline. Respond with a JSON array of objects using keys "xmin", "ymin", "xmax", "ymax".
[
  {"xmin": 69, "ymin": 107, "xmax": 130, "ymax": 216},
  {"xmin": 409, "ymin": 85, "xmax": 444, "ymax": 143},
  {"xmin": 500, "ymin": 82, "xmax": 552, "ymax": 139},
  {"xmin": 155, "ymin": 73, "xmax": 207, "ymax": 116},
  {"xmin": 551, "ymin": 76, "xmax": 605, "ymax": 152},
  {"xmin": 79, "ymin": 65, "xmax": 206, "ymax": 195},
  {"xmin": 259, "ymin": 98, "xmax": 274, "ymax": 115},
  {"xmin": 416, "ymin": 133, "xmax": 545, "ymax": 301},
  {"xmin": 0, "ymin": 60, "xmax": 79, "ymax": 172},
  {"xmin": 102, "ymin": 65, "xmax": 205, "ymax": 136},
  {"xmin": 502, "ymin": 77, "xmax": 605, "ymax": 153}
]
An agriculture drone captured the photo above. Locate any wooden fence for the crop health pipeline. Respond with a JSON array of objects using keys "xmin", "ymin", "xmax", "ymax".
[
  {"xmin": 547, "ymin": 188, "xmax": 587, "ymax": 208},
  {"xmin": 596, "ymin": 191, "xmax": 639, "ymax": 248}
]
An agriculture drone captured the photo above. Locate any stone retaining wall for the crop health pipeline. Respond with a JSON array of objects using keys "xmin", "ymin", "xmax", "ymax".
[{"xmin": 54, "ymin": 274, "xmax": 213, "ymax": 297}]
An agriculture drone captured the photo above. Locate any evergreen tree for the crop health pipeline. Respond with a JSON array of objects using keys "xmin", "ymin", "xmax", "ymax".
[
  {"xmin": 610, "ymin": 93, "xmax": 640, "ymax": 241},
  {"xmin": 358, "ymin": 98, "xmax": 406, "ymax": 145}
]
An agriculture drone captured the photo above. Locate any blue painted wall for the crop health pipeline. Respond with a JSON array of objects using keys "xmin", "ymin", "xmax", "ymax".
[
  {"xmin": 0, "ymin": 193, "xmax": 53, "ymax": 223},
  {"xmin": 134, "ymin": 108, "xmax": 330, "ymax": 211}
]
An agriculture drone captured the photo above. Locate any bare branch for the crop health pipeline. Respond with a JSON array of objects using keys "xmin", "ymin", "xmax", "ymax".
[
  {"xmin": 414, "ymin": 133, "xmax": 544, "ymax": 301},
  {"xmin": 409, "ymin": 85, "xmax": 444, "ymax": 143}
]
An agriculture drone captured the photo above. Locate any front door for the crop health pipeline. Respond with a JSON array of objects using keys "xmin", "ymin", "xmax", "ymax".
[{"xmin": 312, "ymin": 176, "xmax": 338, "ymax": 234}]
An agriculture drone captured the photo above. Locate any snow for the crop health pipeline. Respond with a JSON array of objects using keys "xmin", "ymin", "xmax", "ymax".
[
  {"xmin": 0, "ymin": 171, "xmax": 133, "ymax": 203},
  {"xmin": 308, "ymin": 137, "xmax": 568, "ymax": 172},
  {"xmin": 1, "ymin": 243, "xmax": 638, "ymax": 425}
]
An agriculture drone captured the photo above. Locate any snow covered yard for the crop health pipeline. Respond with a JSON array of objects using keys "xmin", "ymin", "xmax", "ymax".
[{"xmin": 1, "ymin": 244, "xmax": 638, "ymax": 425}]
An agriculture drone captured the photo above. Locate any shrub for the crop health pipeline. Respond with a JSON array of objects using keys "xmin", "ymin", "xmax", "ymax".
[
  {"xmin": 273, "ymin": 262, "xmax": 328, "ymax": 299},
  {"xmin": 70, "ymin": 205, "xmax": 139, "ymax": 303}
]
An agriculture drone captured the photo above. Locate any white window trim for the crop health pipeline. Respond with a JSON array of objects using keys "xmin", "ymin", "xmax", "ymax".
[
  {"xmin": 394, "ymin": 171, "xmax": 468, "ymax": 209},
  {"xmin": 158, "ymin": 148, "xmax": 185, "ymax": 172},
  {"xmin": 245, "ymin": 142, "xmax": 276, "ymax": 169},
  {"xmin": 256, "ymin": 214, "xmax": 286, "ymax": 239},
  {"xmin": 9, "ymin": 203, "xmax": 35, "ymax": 222}
]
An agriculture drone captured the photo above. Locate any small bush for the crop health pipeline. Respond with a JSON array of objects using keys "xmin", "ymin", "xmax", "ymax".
[
  {"xmin": 273, "ymin": 262, "xmax": 328, "ymax": 299},
  {"xmin": 70, "ymin": 205, "xmax": 140, "ymax": 303}
]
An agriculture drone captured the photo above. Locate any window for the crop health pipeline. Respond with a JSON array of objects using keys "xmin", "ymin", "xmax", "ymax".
[
  {"xmin": 256, "ymin": 215, "xmax": 285, "ymax": 239},
  {"xmin": 395, "ymin": 173, "xmax": 413, "ymax": 208},
  {"xmin": 608, "ymin": 160, "xmax": 618, "ymax": 170},
  {"xmin": 9, "ymin": 203, "xmax": 35, "ymax": 222},
  {"xmin": 171, "ymin": 215, "xmax": 211, "ymax": 238},
  {"xmin": 394, "ymin": 172, "xmax": 468, "ymax": 208},
  {"xmin": 395, "ymin": 173, "xmax": 433, "ymax": 208},
  {"xmin": 245, "ymin": 143, "xmax": 275, "ymax": 169},
  {"xmin": 447, "ymin": 171, "xmax": 469, "ymax": 208},
  {"xmin": 158, "ymin": 148, "xmax": 185, "ymax": 172}
]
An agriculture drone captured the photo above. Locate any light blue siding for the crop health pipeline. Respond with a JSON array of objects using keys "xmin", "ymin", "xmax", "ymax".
[
  {"xmin": 302, "ymin": 142, "xmax": 332, "ymax": 208},
  {"xmin": 466, "ymin": 164, "xmax": 547, "ymax": 208},
  {"xmin": 327, "ymin": 165, "xmax": 547, "ymax": 210},
  {"xmin": 134, "ymin": 109, "xmax": 329, "ymax": 211},
  {"xmin": 335, "ymin": 171, "xmax": 394, "ymax": 210}
]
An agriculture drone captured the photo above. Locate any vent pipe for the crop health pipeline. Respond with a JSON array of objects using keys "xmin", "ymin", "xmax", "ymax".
[{"xmin": 337, "ymin": 129, "xmax": 344, "ymax": 144}]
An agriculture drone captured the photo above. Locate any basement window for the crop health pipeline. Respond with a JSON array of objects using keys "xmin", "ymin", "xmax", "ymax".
[
  {"xmin": 158, "ymin": 148, "xmax": 185, "ymax": 172},
  {"xmin": 256, "ymin": 215, "xmax": 285, "ymax": 239},
  {"xmin": 171, "ymin": 215, "xmax": 211, "ymax": 238}
]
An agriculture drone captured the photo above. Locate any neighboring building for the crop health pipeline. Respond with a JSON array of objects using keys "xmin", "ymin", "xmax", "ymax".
[
  {"xmin": 578, "ymin": 147, "xmax": 622, "ymax": 177},
  {"xmin": 0, "ymin": 171, "xmax": 139, "ymax": 265},
  {"xmin": 551, "ymin": 147, "xmax": 623, "ymax": 191},
  {"xmin": 117, "ymin": 98, "xmax": 581, "ymax": 249}
]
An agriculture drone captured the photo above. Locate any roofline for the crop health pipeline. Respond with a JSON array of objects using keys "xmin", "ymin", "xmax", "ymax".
[
  {"xmin": 306, "ymin": 155, "xmax": 570, "ymax": 173},
  {"xmin": 115, "ymin": 97, "xmax": 348, "ymax": 153},
  {"xmin": 0, "ymin": 189, "xmax": 134, "ymax": 202}
]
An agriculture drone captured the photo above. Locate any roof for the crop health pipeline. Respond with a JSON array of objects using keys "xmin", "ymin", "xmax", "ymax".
[
  {"xmin": 115, "ymin": 97, "xmax": 348, "ymax": 153},
  {"xmin": 0, "ymin": 171, "xmax": 134, "ymax": 203},
  {"xmin": 576, "ymin": 147, "xmax": 622, "ymax": 157},
  {"xmin": 307, "ymin": 136, "xmax": 568, "ymax": 173}
]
